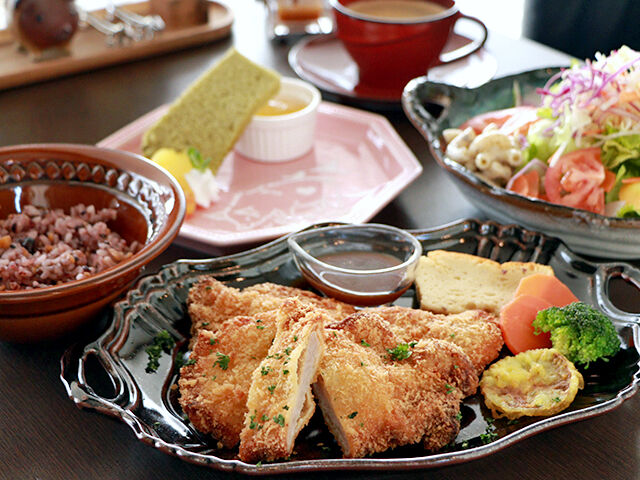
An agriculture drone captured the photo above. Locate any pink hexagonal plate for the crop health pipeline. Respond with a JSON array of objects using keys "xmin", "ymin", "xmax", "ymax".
[{"xmin": 98, "ymin": 101, "xmax": 422, "ymax": 248}]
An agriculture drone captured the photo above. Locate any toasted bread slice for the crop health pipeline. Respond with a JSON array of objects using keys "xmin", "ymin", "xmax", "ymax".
[{"xmin": 415, "ymin": 250, "xmax": 553, "ymax": 314}]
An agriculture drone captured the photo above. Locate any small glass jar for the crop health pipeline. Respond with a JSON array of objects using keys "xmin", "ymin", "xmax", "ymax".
[{"xmin": 266, "ymin": 0, "xmax": 333, "ymax": 39}]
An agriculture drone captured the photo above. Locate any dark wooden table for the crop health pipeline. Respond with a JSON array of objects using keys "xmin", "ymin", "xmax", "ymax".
[{"xmin": 1, "ymin": 1, "xmax": 638, "ymax": 479}]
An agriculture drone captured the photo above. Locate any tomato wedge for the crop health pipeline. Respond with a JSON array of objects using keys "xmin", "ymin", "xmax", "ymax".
[
  {"xmin": 544, "ymin": 147, "xmax": 607, "ymax": 215},
  {"xmin": 460, "ymin": 106, "xmax": 539, "ymax": 136},
  {"xmin": 508, "ymin": 170, "xmax": 540, "ymax": 198}
]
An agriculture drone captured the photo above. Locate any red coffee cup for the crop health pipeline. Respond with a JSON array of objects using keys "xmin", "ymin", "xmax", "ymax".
[{"xmin": 330, "ymin": 0, "xmax": 488, "ymax": 89}]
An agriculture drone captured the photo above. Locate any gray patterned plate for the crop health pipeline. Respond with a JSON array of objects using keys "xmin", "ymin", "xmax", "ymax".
[
  {"xmin": 402, "ymin": 68, "xmax": 640, "ymax": 259},
  {"xmin": 61, "ymin": 220, "xmax": 640, "ymax": 474}
]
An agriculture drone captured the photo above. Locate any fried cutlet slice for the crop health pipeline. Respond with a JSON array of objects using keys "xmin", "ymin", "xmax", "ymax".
[
  {"xmin": 369, "ymin": 306, "xmax": 504, "ymax": 375},
  {"xmin": 238, "ymin": 299, "xmax": 326, "ymax": 463},
  {"xmin": 178, "ymin": 310, "xmax": 278, "ymax": 448},
  {"xmin": 313, "ymin": 311, "xmax": 478, "ymax": 458},
  {"xmin": 187, "ymin": 277, "xmax": 355, "ymax": 337}
]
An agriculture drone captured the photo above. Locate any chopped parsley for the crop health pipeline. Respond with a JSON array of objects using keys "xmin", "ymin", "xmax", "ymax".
[
  {"xmin": 214, "ymin": 352, "xmax": 230, "ymax": 370},
  {"xmin": 145, "ymin": 330, "xmax": 175, "ymax": 373},
  {"xmin": 256, "ymin": 325, "xmax": 265, "ymax": 330},
  {"xmin": 261, "ymin": 414, "xmax": 269, "ymax": 421},
  {"xmin": 273, "ymin": 414, "xmax": 285, "ymax": 427},
  {"xmin": 293, "ymin": 335, "xmax": 298, "ymax": 342},
  {"xmin": 267, "ymin": 384, "xmax": 276, "ymax": 394},
  {"xmin": 480, "ymin": 419, "xmax": 498, "ymax": 444},
  {"xmin": 360, "ymin": 339, "xmax": 370, "ymax": 347},
  {"xmin": 455, "ymin": 411, "xmax": 463, "ymax": 421},
  {"xmin": 209, "ymin": 337, "xmax": 217, "ymax": 345},
  {"xmin": 386, "ymin": 341, "xmax": 417, "ymax": 361},
  {"xmin": 283, "ymin": 405, "xmax": 289, "ymax": 410},
  {"xmin": 445, "ymin": 384, "xmax": 455, "ymax": 394},
  {"xmin": 261, "ymin": 366, "xmax": 272, "ymax": 376},
  {"xmin": 284, "ymin": 347, "xmax": 292, "ymax": 355},
  {"xmin": 553, "ymin": 397, "xmax": 561, "ymax": 403},
  {"xmin": 347, "ymin": 411, "xmax": 358, "ymax": 419},
  {"xmin": 249, "ymin": 414, "xmax": 258, "ymax": 429},
  {"xmin": 283, "ymin": 369, "xmax": 289, "ymax": 375},
  {"xmin": 183, "ymin": 358, "xmax": 197, "ymax": 367}
]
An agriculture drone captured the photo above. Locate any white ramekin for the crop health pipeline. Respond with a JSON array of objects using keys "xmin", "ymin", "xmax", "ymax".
[{"xmin": 235, "ymin": 77, "xmax": 321, "ymax": 163}]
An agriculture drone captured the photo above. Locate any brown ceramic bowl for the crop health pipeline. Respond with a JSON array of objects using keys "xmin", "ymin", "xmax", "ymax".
[{"xmin": 0, "ymin": 144, "xmax": 185, "ymax": 342}]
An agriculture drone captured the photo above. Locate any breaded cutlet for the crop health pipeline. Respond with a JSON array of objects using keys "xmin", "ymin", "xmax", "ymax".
[
  {"xmin": 238, "ymin": 298, "xmax": 326, "ymax": 463},
  {"xmin": 313, "ymin": 311, "xmax": 478, "ymax": 458},
  {"xmin": 187, "ymin": 277, "xmax": 355, "ymax": 338},
  {"xmin": 368, "ymin": 306, "xmax": 504, "ymax": 375},
  {"xmin": 178, "ymin": 310, "xmax": 278, "ymax": 448}
]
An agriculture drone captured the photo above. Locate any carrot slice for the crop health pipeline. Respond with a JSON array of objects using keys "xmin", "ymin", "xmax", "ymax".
[
  {"xmin": 514, "ymin": 273, "xmax": 579, "ymax": 307},
  {"xmin": 500, "ymin": 294, "xmax": 553, "ymax": 355}
]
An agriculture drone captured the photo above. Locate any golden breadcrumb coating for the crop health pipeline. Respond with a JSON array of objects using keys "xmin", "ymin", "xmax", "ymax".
[
  {"xmin": 368, "ymin": 306, "xmax": 504, "ymax": 375},
  {"xmin": 187, "ymin": 277, "xmax": 355, "ymax": 338},
  {"xmin": 178, "ymin": 311, "xmax": 278, "ymax": 448},
  {"xmin": 314, "ymin": 311, "xmax": 478, "ymax": 458},
  {"xmin": 238, "ymin": 299, "xmax": 326, "ymax": 463}
]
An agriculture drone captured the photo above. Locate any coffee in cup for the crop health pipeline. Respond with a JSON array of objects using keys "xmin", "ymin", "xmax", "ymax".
[{"xmin": 329, "ymin": 0, "xmax": 487, "ymax": 90}]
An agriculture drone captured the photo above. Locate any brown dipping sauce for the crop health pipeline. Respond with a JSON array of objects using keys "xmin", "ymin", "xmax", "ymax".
[{"xmin": 302, "ymin": 251, "xmax": 408, "ymax": 306}]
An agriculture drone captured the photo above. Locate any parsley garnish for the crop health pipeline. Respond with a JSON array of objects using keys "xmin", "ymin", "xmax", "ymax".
[
  {"xmin": 553, "ymin": 397, "xmax": 561, "ymax": 403},
  {"xmin": 261, "ymin": 366, "xmax": 272, "ymax": 375},
  {"xmin": 283, "ymin": 369, "xmax": 289, "ymax": 375},
  {"xmin": 445, "ymin": 384, "xmax": 455, "ymax": 394},
  {"xmin": 188, "ymin": 147, "xmax": 212, "ymax": 172},
  {"xmin": 214, "ymin": 352, "xmax": 230, "ymax": 370},
  {"xmin": 183, "ymin": 358, "xmax": 197, "ymax": 367},
  {"xmin": 209, "ymin": 337, "xmax": 217, "ymax": 345},
  {"xmin": 386, "ymin": 341, "xmax": 417, "ymax": 361},
  {"xmin": 261, "ymin": 414, "xmax": 269, "ymax": 421},
  {"xmin": 268, "ymin": 385, "xmax": 276, "ymax": 394},
  {"xmin": 273, "ymin": 414, "xmax": 285, "ymax": 427},
  {"xmin": 455, "ymin": 411, "xmax": 463, "ymax": 421},
  {"xmin": 145, "ymin": 330, "xmax": 175, "ymax": 373},
  {"xmin": 360, "ymin": 339, "xmax": 370, "ymax": 347},
  {"xmin": 249, "ymin": 413, "xmax": 258, "ymax": 429},
  {"xmin": 347, "ymin": 411, "xmax": 358, "ymax": 419},
  {"xmin": 283, "ymin": 405, "xmax": 289, "ymax": 410}
]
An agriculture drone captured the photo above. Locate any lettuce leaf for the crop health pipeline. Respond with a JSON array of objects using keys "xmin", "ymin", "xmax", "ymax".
[
  {"xmin": 524, "ymin": 118, "xmax": 576, "ymax": 163},
  {"xmin": 601, "ymin": 127, "xmax": 640, "ymax": 171}
]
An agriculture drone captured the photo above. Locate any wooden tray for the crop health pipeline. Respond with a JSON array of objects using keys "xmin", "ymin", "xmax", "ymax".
[{"xmin": 0, "ymin": 1, "xmax": 233, "ymax": 91}]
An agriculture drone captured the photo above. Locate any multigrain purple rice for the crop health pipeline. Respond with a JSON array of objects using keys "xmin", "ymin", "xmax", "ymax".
[{"xmin": 0, "ymin": 204, "xmax": 141, "ymax": 291}]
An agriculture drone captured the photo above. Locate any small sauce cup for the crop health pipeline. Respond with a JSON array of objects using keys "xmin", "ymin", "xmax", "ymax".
[
  {"xmin": 287, "ymin": 223, "xmax": 423, "ymax": 306},
  {"xmin": 235, "ymin": 77, "xmax": 321, "ymax": 163}
]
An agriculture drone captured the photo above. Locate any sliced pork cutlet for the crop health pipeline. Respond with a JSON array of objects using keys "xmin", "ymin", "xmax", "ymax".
[
  {"xmin": 368, "ymin": 306, "xmax": 504, "ymax": 375},
  {"xmin": 187, "ymin": 277, "xmax": 355, "ymax": 338},
  {"xmin": 313, "ymin": 311, "xmax": 478, "ymax": 458},
  {"xmin": 238, "ymin": 298, "xmax": 326, "ymax": 463},
  {"xmin": 178, "ymin": 310, "xmax": 278, "ymax": 448}
]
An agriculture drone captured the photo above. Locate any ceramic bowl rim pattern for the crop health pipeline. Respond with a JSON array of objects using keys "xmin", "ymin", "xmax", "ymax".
[{"xmin": 0, "ymin": 143, "xmax": 186, "ymax": 302}]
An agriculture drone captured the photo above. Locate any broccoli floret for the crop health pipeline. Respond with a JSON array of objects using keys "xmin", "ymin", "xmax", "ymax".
[{"xmin": 532, "ymin": 302, "xmax": 621, "ymax": 366}]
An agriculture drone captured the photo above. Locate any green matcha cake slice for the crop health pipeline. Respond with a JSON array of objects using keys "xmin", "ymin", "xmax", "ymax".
[{"xmin": 141, "ymin": 48, "xmax": 281, "ymax": 174}]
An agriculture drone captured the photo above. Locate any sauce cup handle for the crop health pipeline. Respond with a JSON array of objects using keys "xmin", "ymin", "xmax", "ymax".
[{"xmin": 437, "ymin": 13, "xmax": 488, "ymax": 66}]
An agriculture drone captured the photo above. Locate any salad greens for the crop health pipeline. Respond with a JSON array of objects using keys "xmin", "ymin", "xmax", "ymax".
[{"xmin": 520, "ymin": 45, "xmax": 640, "ymax": 216}]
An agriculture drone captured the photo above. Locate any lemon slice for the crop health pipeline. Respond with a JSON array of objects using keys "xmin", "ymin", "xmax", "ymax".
[
  {"xmin": 151, "ymin": 148, "xmax": 196, "ymax": 215},
  {"xmin": 480, "ymin": 348, "xmax": 584, "ymax": 419}
]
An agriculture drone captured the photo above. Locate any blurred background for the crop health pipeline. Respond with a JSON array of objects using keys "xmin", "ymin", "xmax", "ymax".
[{"xmin": 1, "ymin": 0, "xmax": 639, "ymax": 59}]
